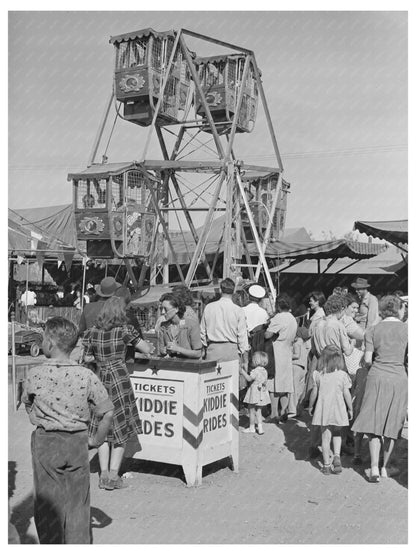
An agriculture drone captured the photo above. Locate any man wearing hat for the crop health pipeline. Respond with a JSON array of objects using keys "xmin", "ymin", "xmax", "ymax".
[
  {"xmin": 351, "ymin": 277, "xmax": 379, "ymax": 332},
  {"xmin": 243, "ymin": 284, "xmax": 269, "ymax": 334},
  {"xmin": 78, "ymin": 277, "xmax": 122, "ymax": 334}
]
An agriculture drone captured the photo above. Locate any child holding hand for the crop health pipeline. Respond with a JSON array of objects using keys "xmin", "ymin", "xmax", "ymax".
[
  {"xmin": 309, "ymin": 345, "xmax": 353, "ymax": 475},
  {"xmin": 240, "ymin": 351, "xmax": 271, "ymax": 435}
]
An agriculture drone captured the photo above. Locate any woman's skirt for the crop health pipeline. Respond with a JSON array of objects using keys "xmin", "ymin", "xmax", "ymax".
[
  {"xmin": 89, "ymin": 360, "xmax": 142, "ymax": 445},
  {"xmin": 352, "ymin": 366, "xmax": 407, "ymax": 439}
]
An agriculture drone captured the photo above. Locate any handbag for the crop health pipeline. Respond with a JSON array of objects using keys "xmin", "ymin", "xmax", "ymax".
[{"xmin": 344, "ymin": 347, "xmax": 364, "ymax": 376}]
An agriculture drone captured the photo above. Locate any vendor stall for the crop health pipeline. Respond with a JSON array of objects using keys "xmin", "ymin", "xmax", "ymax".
[{"xmin": 127, "ymin": 357, "xmax": 239, "ymax": 486}]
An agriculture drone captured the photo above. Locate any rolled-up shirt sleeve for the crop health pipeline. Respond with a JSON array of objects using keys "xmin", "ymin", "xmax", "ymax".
[
  {"xmin": 21, "ymin": 374, "xmax": 34, "ymax": 409},
  {"xmin": 200, "ymin": 311, "xmax": 207, "ymax": 347},
  {"xmin": 237, "ymin": 310, "xmax": 250, "ymax": 354},
  {"xmin": 189, "ymin": 322, "xmax": 203, "ymax": 350},
  {"xmin": 367, "ymin": 296, "xmax": 379, "ymax": 328},
  {"xmin": 339, "ymin": 326, "xmax": 352, "ymax": 354},
  {"xmin": 88, "ymin": 373, "xmax": 114, "ymax": 417}
]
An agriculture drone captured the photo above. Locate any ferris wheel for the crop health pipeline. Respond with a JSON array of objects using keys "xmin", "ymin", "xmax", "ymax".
[{"xmin": 67, "ymin": 28, "xmax": 290, "ymax": 301}]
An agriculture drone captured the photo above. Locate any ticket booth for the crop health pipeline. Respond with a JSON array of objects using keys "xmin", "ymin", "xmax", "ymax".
[{"xmin": 128, "ymin": 357, "xmax": 239, "ymax": 487}]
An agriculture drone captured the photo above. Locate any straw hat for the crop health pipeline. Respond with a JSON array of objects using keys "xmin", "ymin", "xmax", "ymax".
[{"xmin": 95, "ymin": 277, "xmax": 122, "ymax": 298}]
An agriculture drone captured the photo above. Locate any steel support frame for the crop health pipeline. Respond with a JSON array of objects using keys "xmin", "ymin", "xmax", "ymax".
[
  {"xmin": 85, "ymin": 29, "xmax": 285, "ymax": 293},
  {"xmin": 155, "ymin": 125, "xmax": 213, "ymax": 281}
]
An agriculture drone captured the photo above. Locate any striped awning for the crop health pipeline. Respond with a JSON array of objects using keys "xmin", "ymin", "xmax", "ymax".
[
  {"xmin": 109, "ymin": 28, "xmax": 175, "ymax": 45},
  {"xmin": 67, "ymin": 161, "xmax": 158, "ymax": 182},
  {"xmin": 247, "ymin": 239, "xmax": 386, "ymax": 261},
  {"xmin": 354, "ymin": 220, "xmax": 408, "ymax": 247}
]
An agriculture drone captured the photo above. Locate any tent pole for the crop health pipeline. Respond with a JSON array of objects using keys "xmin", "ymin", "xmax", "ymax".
[
  {"xmin": 11, "ymin": 310, "xmax": 17, "ymax": 411},
  {"xmin": 25, "ymin": 239, "xmax": 30, "ymax": 325},
  {"xmin": 81, "ymin": 257, "xmax": 87, "ymax": 309},
  {"xmin": 87, "ymin": 90, "xmax": 114, "ymax": 167}
]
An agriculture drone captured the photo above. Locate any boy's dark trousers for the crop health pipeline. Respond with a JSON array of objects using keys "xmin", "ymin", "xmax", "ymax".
[{"xmin": 31, "ymin": 428, "xmax": 91, "ymax": 544}]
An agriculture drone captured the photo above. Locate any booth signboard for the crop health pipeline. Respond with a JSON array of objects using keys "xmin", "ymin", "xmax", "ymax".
[
  {"xmin": 132, "ymin": 377, "xmax": 183, "ymax": 447},
  {"xmin": 128, "ymin": 357, "xmax": 239, "ymax": 487}
]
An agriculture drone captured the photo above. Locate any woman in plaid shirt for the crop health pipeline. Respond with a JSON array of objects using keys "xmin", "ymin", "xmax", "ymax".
[{"xmin": 83, "ymin": 297, "xmax": 153, "ymax": 490}]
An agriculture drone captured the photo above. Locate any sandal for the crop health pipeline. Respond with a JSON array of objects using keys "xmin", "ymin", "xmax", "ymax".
[
  {"xmin": 105, "ymin": 477, "xmax": 128, "ymax": 490},
  {"xmin": 368, "ymin": 473, "xmax": 380, "ymax": 483},
  {"xmin": 380, "ymin": 467, "xmax": 388, "ymax": 478},
  {"xmin": 381, "ymin": 466, "xmax": 400, "ymax": 478},
  {"xmin": 321, "ymin": 464, "xmax": 331, "ymax": 476},
  {"xmin": 332, "ymin": 455, "xmax": 342, "ymax": 474},
  {"xmin": 98, "ymin": 475, "xmax": 109, "ymax": 489}
]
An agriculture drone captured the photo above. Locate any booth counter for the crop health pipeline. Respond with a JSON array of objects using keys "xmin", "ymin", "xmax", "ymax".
[{"xmin": 127, "ymin": 357, "xmax": 239, "ymax": 487}]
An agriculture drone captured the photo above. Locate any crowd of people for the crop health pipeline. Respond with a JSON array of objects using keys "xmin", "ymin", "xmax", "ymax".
[
  {"xmin": 154, "ymin": 276, "xmax": 408, "ymax": 485},
  {"xmin": 19, "ymin": 275, "xmax": 408, "ymax": 543}
]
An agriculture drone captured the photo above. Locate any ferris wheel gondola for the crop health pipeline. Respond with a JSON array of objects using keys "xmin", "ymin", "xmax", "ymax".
[
  {"xmin": 194, "ymin": 54, "xmax": 259, "ymax": 135},
  {"xmin": 110, "ymin": 28, "xmax": 193, "ymax": 127}
]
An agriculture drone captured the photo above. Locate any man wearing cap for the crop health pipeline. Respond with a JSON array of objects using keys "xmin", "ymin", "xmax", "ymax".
[
  {"xmin": 78, "ymin": 277, "xmax": 122, "ymax": 334},
  {"xmin": 200, "ymin": 278, "xmax": 249, "ymax": 368},
  {"xmin": 243, "ymin": 284, "xmax": 269, "ymax": 334},
  {"xmin": 351, "ymin": 277, "xmax": 379, "ymax": 332}
]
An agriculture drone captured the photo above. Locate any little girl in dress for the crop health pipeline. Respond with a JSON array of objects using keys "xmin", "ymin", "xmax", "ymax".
[
  {"xmin": 309, "ymin": 345, "xmax": 353, "ymax": 475},
  {"xmin": 240, "ymin": 351, "xmax": 271, "ymax": 435}
]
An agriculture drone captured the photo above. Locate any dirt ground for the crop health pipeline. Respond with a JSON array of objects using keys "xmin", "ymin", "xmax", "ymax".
[{"xmin": 8, "ymin": 362, "xmax": 408, "ymax": 545}]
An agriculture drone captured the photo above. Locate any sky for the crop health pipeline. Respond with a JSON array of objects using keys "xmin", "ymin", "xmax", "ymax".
[{"xmin": 8, "ymin": 9, "xmax": 408, "ymax": 238}]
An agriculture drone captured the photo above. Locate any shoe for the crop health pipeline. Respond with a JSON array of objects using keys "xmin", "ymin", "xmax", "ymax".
[
  {"xmin": 381, "ymin": 466, "xmax": 400, "ymax": 478},
  {"xmin": 352, "ymin": 455, "xmax": 363, "ymax": 466},
  {"xmin": 243, "ymin": 427, "xmax": 256, "ymax": 434},
  {"xmin": 279, "ymin": 414, "xmax": 288, "ymax": 423},
  {"xmin": 341, "ymin": 444, "xmax": 354, "ymax": 456},
  {"xmin": 368, "ymin": 473, "xmax": 380, "ymax": 483},
  {"xmin": 98, "ymin": 475, "xmax": 109, "ymax": 489},
  {"xmin": 105, "ymin": 477, "xmax": 128, "ymax": 490},
  {"xmin": 321, "ymin": 465, "xmax": 331, "ymax": 475},
  {"xmin": 309, "ymin": 446, "xmax": 321, "ymax": 459},
  {"xmin": 263, "ymin": 417, "xmax": 277, "ymax": 424},
  {"xmin": 332, "ymin": 455, "xmax": 342, "ymax": 474},
  {"xmin": 257, "ymin": 427, "xmax": 264, "ymax": 435}
]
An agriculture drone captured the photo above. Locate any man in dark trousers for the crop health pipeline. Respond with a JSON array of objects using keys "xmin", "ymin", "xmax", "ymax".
[{"xmin": 22, "ymin": 317, "xmax": 114, "ymax": 543}]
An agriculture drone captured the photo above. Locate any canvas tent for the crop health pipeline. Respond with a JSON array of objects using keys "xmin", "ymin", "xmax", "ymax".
[
  {"xmin": 169, "ymin": 215, "xmax": 312, "ymax": 264},
  {"xmin": 354, "ymin": 220, "xmax": 408, "ymax": 251},
  {"xmin": 9, "ymin": 205, "xmax": 78, "ymax": 251},
  {"xmin": 252, "ymin": 238, "xmax": 385, "ymax": 263},
  {"xmin": 277, "ymin": 246, "xmax": 406, "ymax": 275}
]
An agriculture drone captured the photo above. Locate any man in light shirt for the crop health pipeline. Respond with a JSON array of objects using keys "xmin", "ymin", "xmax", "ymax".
[
  {"xmin": 351, "ymin": 277, "xmax": 379, "ymax": 331},
  {"xmin": 201, "ymin": 278, "xmax": 249, "ymax": 369},
  {"xmin": 243, "ymin": 284, "xmax": 269, "ymax": 333},
  {"xmin": 20, "ymin": 289, "xmax": 37, "ymax": 307}
]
